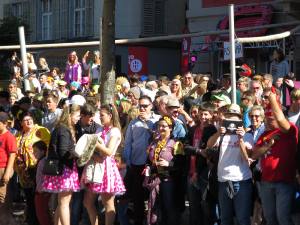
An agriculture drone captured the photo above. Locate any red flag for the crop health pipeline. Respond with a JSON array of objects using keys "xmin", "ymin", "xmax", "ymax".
[{"xmin": 128, "ymin": 47, "xmax": 148, "ymax": 76}]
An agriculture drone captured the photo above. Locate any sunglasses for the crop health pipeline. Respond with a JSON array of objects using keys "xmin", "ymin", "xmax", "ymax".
[
  {"xmin": 261, "ymin": 95, "xmax": 269, "ymax": 100},
  {"xmin": 252, "ymin": 87, "xmax": 260, "ymax": 90},
  {"xmin": 249, "ymin": 115, "xmax": 260, "ymax": 118},
  {"xmin": 139, "ymin": 104, "xmax": 150, "ymax": 109}
]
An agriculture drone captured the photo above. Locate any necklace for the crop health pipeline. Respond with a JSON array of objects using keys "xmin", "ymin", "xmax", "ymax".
[{"xmin": 153, "ymin": 138, "xmax": 168, "ymax": 164}]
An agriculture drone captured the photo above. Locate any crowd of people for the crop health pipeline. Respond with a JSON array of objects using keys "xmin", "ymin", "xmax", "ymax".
[{"xmin": 0, "ymin": 48, "xmax": 299, "ymax": 225}]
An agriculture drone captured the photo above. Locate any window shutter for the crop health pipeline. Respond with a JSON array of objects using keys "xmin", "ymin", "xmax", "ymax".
[
  {"xmin": 142, "ymin": 0, "xmax": 165, "ymax": 37},
  {"xmin": 85, "ymin": 0, "xmax": 93, "ymax": 37},
  {"xmin": 3, "ymin": 4, "xmax": 12, "ymax": 17},
  {"xmin": 154, "ymin": 0, "xmax": 165, "ymax": 35},
  {"xmin": 22, "ymin": 1, "xmax": 30, "ymax": 23},
  {"xmin": 142, "ymin": 0, "xmax": 155, "ymax": 36}
]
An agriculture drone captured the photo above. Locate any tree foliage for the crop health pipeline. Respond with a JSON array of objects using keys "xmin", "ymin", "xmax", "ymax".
[{"xmin": 0, "ymin": 16, "xmax": 30, "ymax": 45}]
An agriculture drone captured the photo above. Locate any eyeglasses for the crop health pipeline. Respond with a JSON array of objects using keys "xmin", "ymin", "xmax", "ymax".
[
  {"xmin": 250, "ymin": 115, "xmax": 260, "ymax": 118},
  {"xmin": 158, "ymin": 124, "xmax": 170, "ymax": 128},
  {"xmin": 139, "ymin": 104, "xmax": 150, "ymax": 109},
  {"xmin": 22, "ymin": 118, "xmax": 33, "ymax": 122}
]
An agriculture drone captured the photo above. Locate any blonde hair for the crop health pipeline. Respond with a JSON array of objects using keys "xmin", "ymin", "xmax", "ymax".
[
  {"xmin": 291, "ymin": 88, "xmax": 300, "ymax": 101},
  {"xmin": 120, "ymin": 100, "xmax": 132, "ymax": 114},
  {"xmin": 57, "ymin": 104, "xmax": 81, "ymax": 139},
  {"xmin": 197, "ymin": 80, "xmax": 208, "ymax": 95},
  {"xmin": 170, "ymin": 79, "xmax": 183, "ymax": 100}
]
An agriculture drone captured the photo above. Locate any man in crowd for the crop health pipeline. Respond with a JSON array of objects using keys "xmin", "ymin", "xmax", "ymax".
[
  {"xmin": 0, "ymin": 112, "xmax": 17, "ymax": 225},
  {"xmin": 123, "ymin": 95, "xmax": 159, "ymax": 225},
  {"xmin": 72, "ymin": 103, "xmax": 101, "ymax": 225},
  {"xmin": 252, "ymin": 91, "xmax": 298, "ymax": 225},
  {"xmin": 182, "ymin": 71, "xmax": 198, "ymax": 99}
]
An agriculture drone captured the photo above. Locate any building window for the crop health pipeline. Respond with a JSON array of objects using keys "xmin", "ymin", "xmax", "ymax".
[
  {"xmin": 74, "ymin": 0, "xmax": 86, "ymax": 37},
  {"xmin": 12, "ymin": 3, "xmax": 23, "ymax": 18},
  {"xmin": 42, "ymin": 0, "xmax": 52, "ymax": 40}
]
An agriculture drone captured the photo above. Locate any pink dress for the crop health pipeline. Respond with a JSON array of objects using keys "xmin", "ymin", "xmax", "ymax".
[
  {"xmin": 83, "ymin": 127, "xmax": 126, "ymax": 195},
  {"xmin": 42, "ymin": 160, "xmax": 80, "ymax": 193}
]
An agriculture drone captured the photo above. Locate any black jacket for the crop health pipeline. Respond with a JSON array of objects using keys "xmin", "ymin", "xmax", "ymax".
[
  {"xmin": 48, "ymin": 125, "xmax": 75, "ymax": 168},
  {"xmin": 75, "ymin": 120, "xmax": 101, "ymax": 141}
]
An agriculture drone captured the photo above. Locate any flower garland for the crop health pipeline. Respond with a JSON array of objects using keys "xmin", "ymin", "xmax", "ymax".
[{"xmin": 153, "ymin": 138, "xmax": 168, "ymax": 164}]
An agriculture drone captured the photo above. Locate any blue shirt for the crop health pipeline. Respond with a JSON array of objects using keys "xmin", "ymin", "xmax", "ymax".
[
  {"xmin": 123, "ymin": 115, "xmax": 158, "ymax": 166},
  {"xmin": 172, "ymin": 119, "xmax": 187, "ymax": 139},
  {"xmin": 243, "ymin": 107, "xmax": 251, "ymax": 129}
]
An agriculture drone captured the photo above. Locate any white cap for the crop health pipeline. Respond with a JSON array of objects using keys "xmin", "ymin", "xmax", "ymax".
[{"xmin": 70, "ymin": 95, "xmax": 86, "ymax": 106}]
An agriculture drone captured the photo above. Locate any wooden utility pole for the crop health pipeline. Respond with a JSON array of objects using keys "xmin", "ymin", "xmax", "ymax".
[{"xmin": 100, "ymin": 0, "xmax": 116, "ymax": 104}]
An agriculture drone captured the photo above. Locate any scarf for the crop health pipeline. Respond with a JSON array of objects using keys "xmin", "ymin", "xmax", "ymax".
[{"xmin": 101, "ymin": 126, "xmax": 111, "ymax": 143}]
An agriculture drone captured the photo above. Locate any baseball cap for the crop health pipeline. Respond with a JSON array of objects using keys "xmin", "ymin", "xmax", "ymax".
[
  {"xmin": 70, "ymin": 81, "xmax": 81, "ymax": 89},
  {"xmin": 167, "ymin": 98, "xmax": 180, "ymax": 108},
  {"xmin": 70, "ymin": 95, "xmax": 86, "ymax": 106},
  {"xmin": 211, "ymin": 92, "xmax": 231, "ymax": 105},
  {"xmin": 57, "ymin": 80, "xmax": 67, "ymax": 86}
]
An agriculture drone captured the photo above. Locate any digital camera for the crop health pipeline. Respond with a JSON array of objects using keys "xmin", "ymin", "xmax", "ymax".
[{"xmin": 222, "ymin": 119, "xmax": 243, "ymax": 134}]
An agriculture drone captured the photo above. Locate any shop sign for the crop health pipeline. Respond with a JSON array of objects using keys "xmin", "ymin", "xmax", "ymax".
[{"xmin": 223, "ymin": 42, "xmax": 243, "ymax": 61}]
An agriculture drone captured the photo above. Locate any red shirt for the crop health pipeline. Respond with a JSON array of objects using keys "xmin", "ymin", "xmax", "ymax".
[
  {"xmin": 0, "ymin": 131, "xmax": 17, "ymax": 168},
  {"xmin": 256, "ymin": 123, "xmax": 298, "ymax": 183}
]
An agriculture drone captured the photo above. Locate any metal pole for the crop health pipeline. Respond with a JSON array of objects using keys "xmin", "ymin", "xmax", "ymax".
[
  {"xmin": 99, "ymin": 16, "xmax": 102, "ymax": 84},
  {"xmin": 1, "ymin": 21, "xmax": 299, "ymax": 50},
  {"xmin": 283, "ymin": 38, "xmax": 286, "ymax": 55},
  {"xmin": 18, "ymin": 26, "xmax": 30, "ymax": 91},
  {"xmin": 229, "ymin": 4, "xmax": 236, "ymax": 104}
]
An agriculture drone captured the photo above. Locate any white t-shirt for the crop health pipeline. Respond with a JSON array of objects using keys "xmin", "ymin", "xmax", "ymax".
[
  {"xmin": 96, "ymin": 127, "xmax": 121, "ymax": 155},
  {"xmin": 217, "ymin": 133, "xmax": 254, "ymax": 182}
]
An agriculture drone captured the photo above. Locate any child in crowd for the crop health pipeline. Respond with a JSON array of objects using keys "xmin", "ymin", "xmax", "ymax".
[{"xmin": 33, "ymin": 141, "xmax": 52, "ymax": 225}]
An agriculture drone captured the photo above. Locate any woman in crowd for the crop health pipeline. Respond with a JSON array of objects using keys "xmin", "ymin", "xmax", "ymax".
[
  {"xmin": 82, "ymin": 50, "xmax": 101, "ymax": 85},
  {"xmin": 65, "ymin": 51, "xmax": 82, "ymax": 85},
  {"xmin": 170, "ymin": 79, "xmax": 183, "ymax": 101},
  {"xmin": 248, "ymin": 105, "xmax": 266, "ymax": 225},
  {"xmin": 250, "ymin": 79, "xmax": 263, "ymax": 105},
  {"xmin": 270, "ymin": 48, "xmax": 289, "ymax": 81},
  {"xmin": 7, "ymin": 81, "xmax": 24, "ymax": 100},
  {"xmin": 38, "ymin": 57, "xmax": 50, "ymax": 73},
  {"xmin": 144, "ymin": 116, "xmax": 184, "ymax": 225},
  {"xmin": 50, "ymin": 67, "xmax": 61, "ymax": 81},
  {"xmin": 15, "ymin": 111, "xmax": 51, "ymax": 225},
  {"xmin": 43, "ymin": 104, "xmax": 81, "ymax": 225},
  {"xmin": 83, "ymin": 104, "xmax": 125, "ymax": 225}
]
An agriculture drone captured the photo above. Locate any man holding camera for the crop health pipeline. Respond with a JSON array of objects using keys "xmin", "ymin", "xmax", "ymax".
[{"xmin": 207, "ymin": 104, "xmax": 254, "ymax": 225}]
